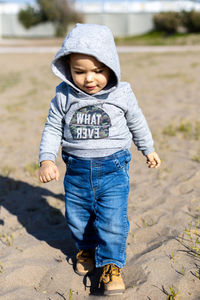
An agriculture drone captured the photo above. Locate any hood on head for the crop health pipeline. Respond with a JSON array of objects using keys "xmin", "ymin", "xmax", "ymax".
[{"xmin": 51, "ymin": 23, "xmax": 120, "ymax": 95}]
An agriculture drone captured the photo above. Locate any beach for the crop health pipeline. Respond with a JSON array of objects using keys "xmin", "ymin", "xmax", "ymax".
[{"xmin": 0, "ymin": 47, "xmax": 200, "ymax": 299}]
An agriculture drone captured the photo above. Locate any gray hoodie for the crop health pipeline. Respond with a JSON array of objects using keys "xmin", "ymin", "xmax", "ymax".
[{"xmin": 39, "ymin": 23, "xmax": 154, "ymax": 163}]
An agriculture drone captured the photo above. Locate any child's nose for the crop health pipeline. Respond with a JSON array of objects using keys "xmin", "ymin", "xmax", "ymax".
[{"xmin": 85, "ymin": 73, "xmax": 94, "ymax": 82}]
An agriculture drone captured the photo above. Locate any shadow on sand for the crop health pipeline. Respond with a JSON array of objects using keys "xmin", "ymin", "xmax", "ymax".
[
  {"xmin": 0, "ymin": 175, "xmax": 105, "ymax": 295},
  {"xmin": 0, "ymin": 175, "xmax": 75, "ymax": 257}
]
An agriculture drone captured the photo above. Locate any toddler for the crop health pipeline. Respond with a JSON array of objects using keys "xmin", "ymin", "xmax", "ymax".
[{"xmin": 39, "ymin": 23, "xmax": 161, "ymax": 296}]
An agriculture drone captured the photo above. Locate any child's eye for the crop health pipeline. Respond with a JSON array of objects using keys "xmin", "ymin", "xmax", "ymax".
[
  {"xmin": 96, "ymin": 69, "xmax": 104, "ymax": 74},
  {"xmin": 75, "ymin": 71, "xmax": 84, "ymax": 74}
]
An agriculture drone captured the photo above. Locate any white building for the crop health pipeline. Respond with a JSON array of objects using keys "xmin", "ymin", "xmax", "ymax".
[
  {"xmin": 0, "ymin": 2, "xmax": 55, "ymax": 38},
  {"xmin": 75, "ymin": 0, "xmax": 200, "ymax": 36},
  {"xmin": 0, "ymin": 0, "xmax": 200, "ymax": 38}
]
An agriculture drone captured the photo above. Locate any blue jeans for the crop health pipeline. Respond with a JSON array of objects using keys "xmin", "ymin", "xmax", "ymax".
[{"xmin": 62, "ymin": 149, "xmax": 131, "ymax": 268}]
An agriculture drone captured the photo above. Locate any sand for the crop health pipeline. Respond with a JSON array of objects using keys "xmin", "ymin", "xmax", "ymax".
[{"xmin": 0, "ymin": 48, "xmax": 200, "ymax": 300}]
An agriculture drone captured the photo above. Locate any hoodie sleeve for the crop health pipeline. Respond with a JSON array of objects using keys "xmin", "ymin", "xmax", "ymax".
[
  {"xmin": 39, "ymin": 84, "xmax": 67, "ymax": 164},
  {"xmin": 125, "ymin": 84, "xmax": 154, "ymax": 156}
]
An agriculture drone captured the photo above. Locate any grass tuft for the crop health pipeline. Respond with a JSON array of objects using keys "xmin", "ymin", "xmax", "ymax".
[
  {"xmin": 163, "ymin": 120, "xmax": 200, "ymax": 140},
  {"xmin": 25, "ymin": 162, "xmax": 40, "ymax": 177},
  {"xmin": 0, "ymin": 260, "xmax": 4, "ymax": 274},
  {"xmin": 178, "ymin": 122, "xmax": 193, "ymax": 138},
  {"xmin": 163, "ymin": 124, "xmax": 176, "ymax": 136},
  {"xmin": 0, "ymin": 232, "xmax": 14, "ymax": 247},
  {"xmin": 115, "ymin": 31, "xmax": 200, "ymax": 46},
  {"xmin": 192, "ymin": 154, "xmax": 200, "ymax": 163},
  {"xmin": 0, "ymin": 72, "xmax": 21, "ymax": 93},
  {"xmin": 0, "ymin": 165, "xmax": 16, "ymax": 176},
  {"xmin": 169, "ymin": 251, "xmax": 176, "ymax": 262},
  {"xmin": 167, "ymin": 286, "xmax": 180, "ymax": 300}
]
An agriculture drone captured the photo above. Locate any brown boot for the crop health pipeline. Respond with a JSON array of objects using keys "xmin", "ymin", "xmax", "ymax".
[
  {"xmin": 75, "ymin": 249, "xmax": 95, "ymax": 276},
  {"xmin": 100, "ymin": 264, "xmax": 125, "ymax": 296}
]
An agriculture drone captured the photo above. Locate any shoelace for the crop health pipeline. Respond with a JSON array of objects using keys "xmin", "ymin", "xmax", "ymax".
[
  {"xmin": 76, "ymin": 249, "xmax": 93, "ymax": 262},
  {"xmin": 100, "ymin": 264, "xmax": 120, "ymax": 284}
]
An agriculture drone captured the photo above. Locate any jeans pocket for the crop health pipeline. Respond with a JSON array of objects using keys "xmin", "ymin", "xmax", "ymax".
[
  {"xmin": 114, "ymin": 151, "xmax": 131, "ymax": 169},
  {"xmin": 62, "ymin": 153, "xmax": 68, "ymax": 165},
  {"xmin": 125, "ymin": 150, "xmax": 131, "ymax": 164},
  {"xmin": 114, "ymin": 159, "xmax": 128, "ymax": 174},
  {"xmin": 62, "ymin": 153, "xmax": 74, "ymax": 170},
  {"xmin": 114, "ymin": 152, "xmax": 131, "ymax": 178},
  {"xmin": 114, "ymin": 158, "xmax": 123, "ymax": 170}
]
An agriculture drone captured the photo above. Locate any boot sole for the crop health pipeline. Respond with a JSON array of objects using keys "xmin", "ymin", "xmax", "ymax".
[
  {"xmin": 104, "ymin": 289, "xmax": 125, "ymax": 296},
  {"xmin": 75, "ymin": 268, "xmax": 95, "ymax": 276}
]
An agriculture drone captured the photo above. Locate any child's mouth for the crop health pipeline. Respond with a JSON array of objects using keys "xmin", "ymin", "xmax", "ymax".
[{"xmin": 85, "ymin": 86, "xmax": 96, "ymax": 90}]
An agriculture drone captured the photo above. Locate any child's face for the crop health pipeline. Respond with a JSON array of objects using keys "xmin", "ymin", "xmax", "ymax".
[{"xmin": 69, "ymin": 53, "xmax": 110, "ymax": 94}]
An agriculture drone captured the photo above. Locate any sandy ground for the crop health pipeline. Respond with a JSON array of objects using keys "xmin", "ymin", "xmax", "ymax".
[{"xmin": 0, "ymin": 49, "xmax": 200, "ymax": 300}]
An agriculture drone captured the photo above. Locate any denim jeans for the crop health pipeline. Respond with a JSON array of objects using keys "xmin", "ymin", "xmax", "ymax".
[{"xmin": 62, "ymin": 149, "xmax": 131, "ymax": 268}]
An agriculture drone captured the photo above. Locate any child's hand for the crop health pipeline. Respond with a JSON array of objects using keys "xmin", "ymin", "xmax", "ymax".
[
  {"xmin": 146, "ymin": 152, "xmax": 161, "ymax": 169},
  {"xmin": 39, "ymin": 160, "xmax": 60, "ymax": 183}
]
